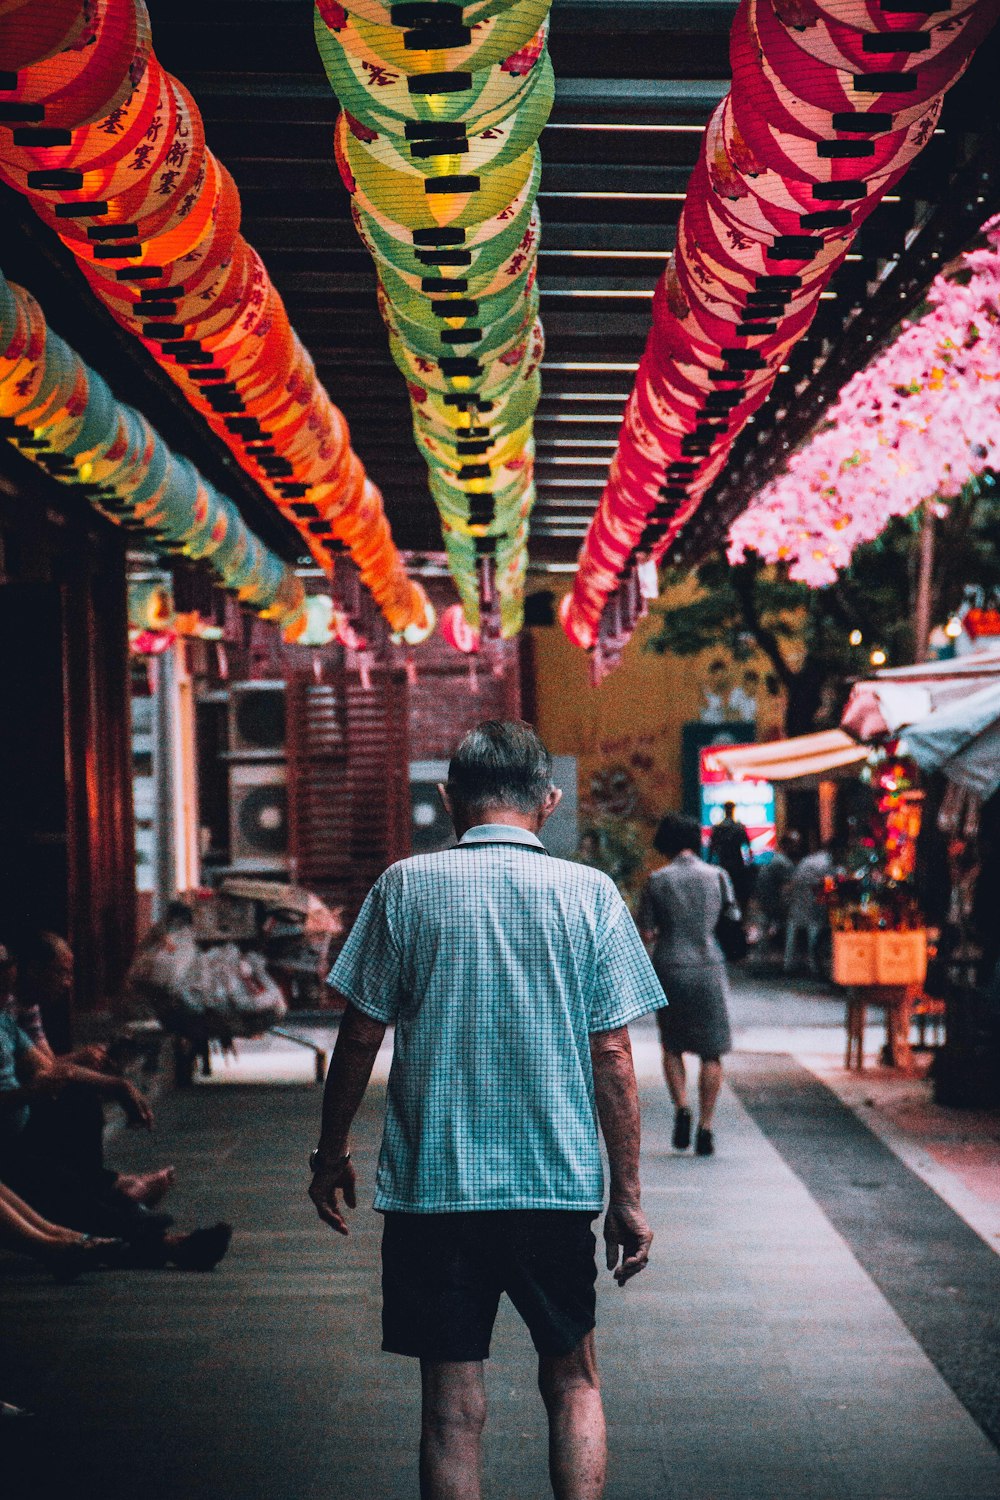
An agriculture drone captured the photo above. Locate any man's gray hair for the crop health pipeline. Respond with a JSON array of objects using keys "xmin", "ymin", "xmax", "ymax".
[{"xmin": 447, "ymin": 720, "xmax": 554, "ymax": 815}]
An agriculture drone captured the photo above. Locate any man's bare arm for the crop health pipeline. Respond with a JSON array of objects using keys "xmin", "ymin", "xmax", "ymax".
[
  {"xmin": 590, "ymin": 1026, "xmax": 652, "ymax": 1285},
  {"xmin": 309, "ymin": 998, "xmax": 387, "ymax": 1235}
]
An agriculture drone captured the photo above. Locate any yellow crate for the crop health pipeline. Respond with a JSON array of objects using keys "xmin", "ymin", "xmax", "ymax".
[
  {"xmin": 874, "ymin": 929, "xmax": 927, "ymax": 986},
  {"xmin": 832, "ymin": 931, "xmax": 877, "ymax": 985}
]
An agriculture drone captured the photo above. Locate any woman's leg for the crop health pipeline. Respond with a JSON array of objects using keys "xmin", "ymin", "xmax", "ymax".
[
  {"xmin": 0, "ymin": 1181, "xmax": 79, "ymax": 1250},
  {"xmin": 661, "ymin": 1050, "xmax": 688, "ymax": 1110},
  {"xmin": 698, "ymin": 1058, "xmax": 723, "ymax": 1131},
  {"xmin": 656, "ymin": 1012, "xmax": 689, "ymax": 1109}
]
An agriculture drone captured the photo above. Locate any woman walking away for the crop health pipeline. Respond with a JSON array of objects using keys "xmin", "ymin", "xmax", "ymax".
[{"xmin": 639, "ymin": 814, "xmax": 737, "ymax": 1158}]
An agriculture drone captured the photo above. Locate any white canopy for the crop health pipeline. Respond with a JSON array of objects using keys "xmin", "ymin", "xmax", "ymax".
[
  {"xmin": 899, "ymin": 681, "xmax": 1000, "ymax": 800},
  {"xmin": 707, "ymin": 730, "xmax": 868, "ymax": 788},
  {"xmin": 841, "ymin": 648, "xmax": 1000, "ymax": 739}
]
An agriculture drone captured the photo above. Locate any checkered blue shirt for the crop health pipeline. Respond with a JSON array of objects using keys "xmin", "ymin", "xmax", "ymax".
[{"xmin": 330, "ymin": 824, "xmax": 665, "ymax": 1213}]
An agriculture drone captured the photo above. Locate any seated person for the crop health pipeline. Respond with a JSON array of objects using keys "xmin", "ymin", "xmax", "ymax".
[
  {"xmin": 0, "ymin": 1010, "xmax": 230, "ymax": 1271},
  {"xmin": 5, "ymin": 933, "xmax": 174, "ymax": 1206}
]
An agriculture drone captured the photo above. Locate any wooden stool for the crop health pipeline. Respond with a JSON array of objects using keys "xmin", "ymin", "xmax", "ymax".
[{"xmin": 844, "ymin": 985, "xmax": 920, "ymax": 1072}]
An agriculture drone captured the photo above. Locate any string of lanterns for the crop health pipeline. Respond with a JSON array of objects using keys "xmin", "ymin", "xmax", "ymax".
[
  {"xmin": 0, "ymin": 0, "xmax": 433, "ymax": 639},
  {"xmin": 0, "ymin": 267, "xmax": 314, "ymax": 638},
  {"xmin": 315, "ymin": 0, "xmax": 552, "ymax": 637},
  {"xmin": 728, "ymin": 213, "xmax": 1000, "ymax": 583},
  {"xmin": 561, "ymin": 0, "xmax": 1000, "ymax": 653}
]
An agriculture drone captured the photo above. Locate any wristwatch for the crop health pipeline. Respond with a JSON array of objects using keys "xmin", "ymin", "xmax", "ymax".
[{"xmin": 309, "ymin": 1147, "xmax": 351, "ymax": 1174}]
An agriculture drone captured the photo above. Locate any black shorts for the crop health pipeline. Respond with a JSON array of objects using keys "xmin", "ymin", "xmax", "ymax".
[{"xmin": 381, "ymin": 1209, "xmax": 598, "ymax": 1362}]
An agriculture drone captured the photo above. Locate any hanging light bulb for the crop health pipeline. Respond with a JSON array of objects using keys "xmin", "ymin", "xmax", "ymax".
[
  {"xmin": 869, "ymin": 648, "xmax": 887, "ymax": 667},
  {"xmin": 849, "ymin": 629, "xmax": 862, "ymax": 646}
]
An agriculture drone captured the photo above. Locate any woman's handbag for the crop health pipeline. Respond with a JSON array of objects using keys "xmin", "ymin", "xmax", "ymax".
[{"xmin": 714, "ymin": 873, "xmax": 747, "ymax": 963}]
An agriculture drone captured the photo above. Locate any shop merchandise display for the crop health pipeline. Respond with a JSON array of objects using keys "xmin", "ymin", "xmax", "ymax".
[
  {"xmin": 0, "ymin": 0, "xmax": 431, "ymax": 637},
  {"xmin": 315, "ymin": 0, "xmax": 551, "ymax": 635},
  {"xmin": 562, "ymin": 0, "xmax": 1000, "ymax": 651}
]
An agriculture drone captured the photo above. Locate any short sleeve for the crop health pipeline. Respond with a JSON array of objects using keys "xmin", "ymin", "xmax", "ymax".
[
  {"xmin": 589, "ymin": 899, "xmax": 665, "ymax": 1033},
  {"xmin": 328, "ymin": 875, "xmax": 404, "ymax": 1024},
  {"xmin": 0, "ymin": 1013, "xmax": 32, "ymax": 1068}
]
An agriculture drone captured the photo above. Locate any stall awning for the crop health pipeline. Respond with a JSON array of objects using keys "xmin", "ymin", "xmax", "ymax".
[
  {"xmin": 899, "ymin": 681, "xmax": 1000, "ymax": 800},
  {"xmin": 841, "ymin": 649, "xmax": 1000, "ymax": 739},
  {"xmin": 707, "ymin": 731, "xmax": 868, "ymax": 788}
]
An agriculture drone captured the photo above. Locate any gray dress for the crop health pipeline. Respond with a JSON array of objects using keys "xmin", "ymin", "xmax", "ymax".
[{"xmin": 638, "ymin": 851, "xmax": 735, "ymax": 1058}]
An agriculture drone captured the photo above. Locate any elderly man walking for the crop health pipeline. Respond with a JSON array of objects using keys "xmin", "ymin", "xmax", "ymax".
[{"xmin": 309, "ymin": 720, "xmax": 665, "ymax": 1500}]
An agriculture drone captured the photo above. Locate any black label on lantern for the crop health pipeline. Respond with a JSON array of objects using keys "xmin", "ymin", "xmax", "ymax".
[
  {"xmin": 431, "ymin": 299, "xmax": 479, "ymax": 317},
  {"xmin": 12, "ymin": 127, "xmax": 71, "ymax": 146},
  {"xmin": 862, "ymin": 31, "xmax": 931, "ymax": 50},
  {"xmin": 409, "ymin": 137, "xmax": 470, "ymax": 159},
  {"xmin": 800, "ymin": 209, "xmax": 853, "ymax": 230},
  {"xmin": 768, "ymin": 236, "xmax": 820, "ymax": 259},
  {"xmin": 440, "ymin": 327, "xmax": 483, "ymax": 344},
  {"xmin": 405, "ymin": 120, "xmax": 468, "ymax": 140},
  {"xmin": 440, "ymin": 357, "xmax": 482, "ymax": 376},
  {"xmin": 425, "ymin": 174, "xmax": 480, "ymax": 194},
  {"xmin": 415, "ymin": 249, "xmax": 472, "ymax": 266},
  {"xmin": 87, "ymin": 223, "xmax": 140, "ymax": 240},
  {"xmin": 27, "ymin": 169, "xmax": 83, "ymax": 190},
  {"xmin": 391, "ymin": 3, "xmax": 464, "ymax": 22},
  {"xmin": 413, "ymin": 225, "xmax": 466, "ymax": 245},
  {"xmin": 831, "ymin": 111, "xmax": 892, "ymax": 132},
  {"xmin": 408, "ymin": 72, "xmax": 472, "ymax": 95},
  {"xmin": 853, "ymin": 72, "xmax": 919, "ymax": 92},
  {"xmin": 817, "ymin": 139, "xmax": 875, "ymax": 157},
  {"xmin": 811, "ymin": 181, "xmax": 866, "ymax": 200},
  {"xmin": 54, "ymin": 201, "xmax": 109, "ymax": 218},
  {"xmin": 403, "ymin": 25, "xmax": 472, "ymax": 49}
]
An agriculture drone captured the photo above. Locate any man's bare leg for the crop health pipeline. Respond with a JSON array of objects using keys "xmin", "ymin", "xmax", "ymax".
[
  {"xmin": 538, "ymin": 1332, "xmax": 606, "ymax": 1500},
  {"xmin": 419, "ymin": 1360, "xmax": 487, "ymax": 1500}
]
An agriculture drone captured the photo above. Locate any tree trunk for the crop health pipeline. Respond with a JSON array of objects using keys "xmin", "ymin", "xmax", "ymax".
[{"xmin": 783, "ymin": 659, "xmax": 828, "ymax": 737}]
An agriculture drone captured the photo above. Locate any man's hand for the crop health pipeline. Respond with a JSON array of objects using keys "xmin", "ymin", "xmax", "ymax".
[
  {"xmin": 604, "ymin": 1201, "xmax": 652, "ymax": 1286},
  {"xmin": 309, "ymin": 1158, "xmax": 357, "ymax": 1236},
  {"xmin": 119, "ymin": 1079, "xmax": 154, "ymax": 1131}
]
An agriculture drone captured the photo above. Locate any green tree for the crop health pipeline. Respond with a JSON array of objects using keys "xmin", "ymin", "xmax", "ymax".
[{"xmin": 646, "ymin": 474, "xmax": 1000, "ymax": 736}]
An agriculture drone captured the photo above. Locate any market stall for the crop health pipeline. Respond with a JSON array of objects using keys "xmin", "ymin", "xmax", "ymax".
[{"xmin": 841, "ymin": 654, "xmax": 1000, "ymax": 1102}]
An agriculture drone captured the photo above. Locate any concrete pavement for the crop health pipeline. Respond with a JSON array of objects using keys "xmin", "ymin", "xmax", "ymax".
[{"xmin": 3, "ymin": 993, "xmax": 1000, "ymax": 1499}]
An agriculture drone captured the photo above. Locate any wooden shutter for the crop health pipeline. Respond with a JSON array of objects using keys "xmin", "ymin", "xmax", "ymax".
[
  {"xmin": 286, "ymin": 667, "xmax": 411, "ymax": 925},
  {"xmin": 344, "ymin": 670, "xmax": 411, "ymax": 915}
]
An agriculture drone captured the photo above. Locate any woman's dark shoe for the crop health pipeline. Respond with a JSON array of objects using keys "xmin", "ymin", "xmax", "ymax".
[
  {"xmin": 695, "ymin": 1127, "xmax": 715, "ymax": 1157},
  {"xmin": 167, "ymin": 1222, "xmax": 233, "ymax": 1272},
  {"xmin": 672, "ymin": 1107, "xmax": 693, "ymax": 1151}
]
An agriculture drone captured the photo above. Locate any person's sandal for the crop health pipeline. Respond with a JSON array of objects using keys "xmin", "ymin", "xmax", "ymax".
[
  {"xmin": 672, "ymin": 1107, "xmax": 693, "ymax": 1151},
  {"xmin": 695, "ymin": 1127, "xmax": 715, "ymax": 1157}
]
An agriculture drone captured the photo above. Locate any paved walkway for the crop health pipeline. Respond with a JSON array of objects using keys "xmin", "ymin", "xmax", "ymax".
[{"xmin": 3, "ymin": 986, "xmax": 1000, "ymax": 1500}]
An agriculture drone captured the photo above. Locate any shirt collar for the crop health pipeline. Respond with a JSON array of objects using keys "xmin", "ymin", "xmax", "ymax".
[{"xmin": 459, "ymin": 823, "xmax": 548, "ymax": 852}]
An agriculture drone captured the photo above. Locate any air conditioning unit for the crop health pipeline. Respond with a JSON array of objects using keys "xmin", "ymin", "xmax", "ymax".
[
  {"xmin": 228, "ymin": 681, "xmax": 286, "ymax": 758},
  {"xmin": 409, "ymin": 761, "xmax": 454, "ymax": 855},
  {"xmin": 229, "ymin": 761, "xmax": 289, "ymax": 871}
]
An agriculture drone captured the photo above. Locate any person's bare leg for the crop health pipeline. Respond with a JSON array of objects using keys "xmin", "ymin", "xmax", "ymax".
[
  {"xmin": 698, "ymin": 1059, "xmax": 723, "ymax": 1131},
  {"xmin": 0, "ymin": 1182, "xmax": 80, "ymax": 1246},
  {"xmin": 661, "ymin": 1049, "xmax": 688, "ymax": 1110},
  {"xmin": 419, "ymin": 1360, "xmax": 487, "ymax": 1500},
  {"xmin": 538, "ymin": 1332, "xmax": 606, "ymax": 1500}
]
